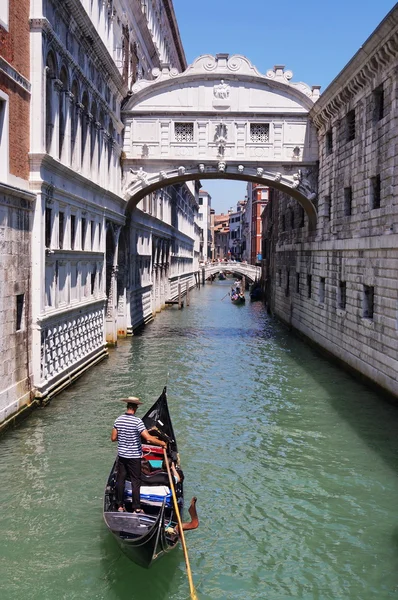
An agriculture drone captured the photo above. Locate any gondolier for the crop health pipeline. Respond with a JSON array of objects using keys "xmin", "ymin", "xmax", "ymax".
[{"xmin": 111, "ymin": 396, "xmax": 167, "ymax": 513}]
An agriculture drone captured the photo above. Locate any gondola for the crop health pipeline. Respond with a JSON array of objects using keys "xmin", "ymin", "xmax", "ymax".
[
  {"xmin": 231, "ymin": 291, "xmax": 245, "ymax": 304},
  {"xmin": 231, "ymin": 282, "xmax": 245, "ymax": 305},
  {"xmin": 103, "ymin": 387, "xmax": 183, "ymax": 568}
]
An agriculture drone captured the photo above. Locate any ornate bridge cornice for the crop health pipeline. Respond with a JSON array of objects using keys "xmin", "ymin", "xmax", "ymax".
[
  {"xmin": 126, "ymin": 54, "xmax": 320, "ymax": 110},
  {"xmin": 122, "ymin": 161, "xmax": 318, "ymax": 229}
]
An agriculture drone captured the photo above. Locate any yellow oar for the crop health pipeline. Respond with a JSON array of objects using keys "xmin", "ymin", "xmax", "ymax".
[{"xmin": 163, "ymin": 449, "xmax": 198, "ymax": 600}]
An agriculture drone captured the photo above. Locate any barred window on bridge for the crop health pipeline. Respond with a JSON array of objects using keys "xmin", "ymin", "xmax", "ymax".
[
  {"xmin": 175, "ymin": 123, "xmax": 194, "ymax": 143},
  {"xmin": 250, "ymin": 124, "xmax": 269, "ymax": 143}
]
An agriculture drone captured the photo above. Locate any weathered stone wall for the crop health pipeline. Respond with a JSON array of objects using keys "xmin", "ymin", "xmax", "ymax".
[
  {"xmin": 265, "ymin": 7, "xmax": 398, "ymax": 398},
  {"xmin": 0, "ymin": 189, "xmax": 33, "ymax": 424}
]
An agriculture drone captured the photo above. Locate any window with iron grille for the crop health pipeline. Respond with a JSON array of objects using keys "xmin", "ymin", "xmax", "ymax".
[
  {"xmin": 373, "ymin": 85, "xmax": 384, "ymax": 122},
  {"xmin": 324, "ymin": 195, "xmax": 332, "ymax": 220},
  {"xmin": 250, "ymin": 124, "xmax": 269, "ymax": 143},
  {"xmin": 16, "ymin": 294, "xmax": 24, "ymax": 331},
  {"xmin": 346, "ymin": 110, "xmax": 355, "ymax": 142},
  {"xmin": 344, "ymin": 187, "xmax": 352, "ymax": 216},
  {"xmin": 370, "ymin": 175, "xmax": 381, "ymax": 209},
  {"xmin": 175, "ymin": 123, "xmax": 194, "ymax": 142},
  {"xmin": 363, "ymin": 285, "xmax": 374, "ymax": 319},
  {"xmin": 59, "ymin": 212, "xmax": 64, "ymax": 249},
  {"xmin": 307, "ymin": 274, "xmax": 312, "ymax": 299},
  {"xmin": 338, "ymin": 281, "xmax": 346, "ymax": 310},
  {"xmin": 326, "ymin": 129, "xmax": 333, "ymax": 155},
  {"xmin": 285, "ymin": 269, "xmax": 290, "ymax": 297},
  {"xmin": 319, "ymin": 277, "xmax": 325, "ymax": 304}
]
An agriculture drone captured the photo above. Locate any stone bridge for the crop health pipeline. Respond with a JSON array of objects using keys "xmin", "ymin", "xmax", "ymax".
[
  {"xmin": 202, "ymin": 261, "xmax": 261, "ymax": 283},
  {"xmin": 122, "ymin": 53, "xmax": 320, "ymax": 228}
]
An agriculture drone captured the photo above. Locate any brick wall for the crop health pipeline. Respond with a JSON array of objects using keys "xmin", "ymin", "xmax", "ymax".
[{"xmin": 0, "ymin": 0, "xmax": 30, "ymax": 180}]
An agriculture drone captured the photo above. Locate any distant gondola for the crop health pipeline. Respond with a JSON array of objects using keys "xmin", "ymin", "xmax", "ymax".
[
  {"xmin": 249, "ymin": 282, "xmax": 262, "ymax": 301},
  {"xmin": 231, "ymin": 282, "xmax": 245, "ymax": 304},
  {"xmin": 103, "ymin": 387, "xmax": 183, "ymax": 568}
]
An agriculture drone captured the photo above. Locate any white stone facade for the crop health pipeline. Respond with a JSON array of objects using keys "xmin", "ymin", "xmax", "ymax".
[
  {"xmin": 264, "ymin": 6, "xmax": 398, "ymax": 399},
  {"xmin": 122, "ymin": 55, "xmax": 320, "ymax": 228},
  {"xmin": 25, "ymin": 0, "xmax": 194, "ymax": 408},
  {"xmin": 198, "ymin": 189, "xmax": 212, "ymax": 261},
  {"xmin": 116, "ymin": 180, "xmax": 200, "ymax": 333}
]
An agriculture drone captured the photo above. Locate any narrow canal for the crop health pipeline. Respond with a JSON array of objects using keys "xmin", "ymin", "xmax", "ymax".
[{"xmin": 1, "ymin": 281, "xmax": 398, "ymax": 600}]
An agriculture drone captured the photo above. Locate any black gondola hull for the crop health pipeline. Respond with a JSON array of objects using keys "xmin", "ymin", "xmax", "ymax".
[{"xmin": 103, "ymin": 387, "xmax": 182, "ymax": 568}]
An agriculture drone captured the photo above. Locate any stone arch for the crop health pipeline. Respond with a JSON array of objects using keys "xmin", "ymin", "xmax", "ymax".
[
  {"xmin": 121, "ymin": 54, "xmax": 320, "ymax": 227},
  {"xmin": 123, "ymin": 166, "xmax": 318, "ymax": 229}
]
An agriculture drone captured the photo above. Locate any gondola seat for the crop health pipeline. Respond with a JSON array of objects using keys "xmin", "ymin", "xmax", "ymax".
[
  {"xmin": 141, "ymin": 470, "xmax": 169, "ymax": 486},
  {"xmin": 124, "ymin": 481, "xmax": 172, "ymax": 507}
]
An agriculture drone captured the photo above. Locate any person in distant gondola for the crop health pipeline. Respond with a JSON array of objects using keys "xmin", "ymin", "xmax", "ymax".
[{"xmin": 111, "ymin": 397, "xmax": 167, "ymax": 513}]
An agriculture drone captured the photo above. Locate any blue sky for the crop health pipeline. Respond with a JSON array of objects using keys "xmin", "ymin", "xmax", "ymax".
[{"xmin": 172, "ymin": 0, "xmax": 396, "ymax": 214}]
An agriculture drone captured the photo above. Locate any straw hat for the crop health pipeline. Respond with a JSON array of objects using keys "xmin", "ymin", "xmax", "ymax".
[{"xmin": 119, "ymin": 396, "xmax": 143, "ymax": 405}]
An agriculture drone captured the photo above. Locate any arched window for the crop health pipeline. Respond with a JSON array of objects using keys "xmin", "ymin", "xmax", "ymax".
[
  {"xmin": 45, "ymin": 52, "xmax": 57, "ymax": 154},
  {"xmin": 58, "ymin": 66, "xmax": 68, "ymax": 160},
  {"xmin": 98, "ymin": 110, "xmax": 105, "ymax": 167},
  {"xmin": 90, "ymin": 101, "xmax": 97, "ymax": 165},
  {"xmin": 70, "ymin": 80, "xmax": 79, "ymax": 165},
  {"xmin": 108, "ymin": 121, "xmax": 114, "ymax": 171},
  {"xmin": 81, "ymin": 91, "xmax": 89, "ymax": 167}
]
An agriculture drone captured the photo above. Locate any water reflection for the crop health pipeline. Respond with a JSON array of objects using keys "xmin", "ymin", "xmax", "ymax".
[{"xmin": 1, "ymin": 281, "xmax": 398, "ymax": 599}]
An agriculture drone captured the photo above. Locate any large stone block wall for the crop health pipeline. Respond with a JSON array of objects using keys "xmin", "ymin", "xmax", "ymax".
[
  {"xmin": 0, "ymin": 190, "xmax": 33, "ymax": 423},
  {"xmin": 265, "ymin": 8, "xmax": 398, "ymax": 398},
  {"xmin": 271, "ymin": 241, "xmax": 398, "ymax": 395}
]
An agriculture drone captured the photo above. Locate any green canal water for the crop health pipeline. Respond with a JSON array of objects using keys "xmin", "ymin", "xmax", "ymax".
[{"xmin": 1, "ymin": 281, "xmax": 398, "ymax": 600}]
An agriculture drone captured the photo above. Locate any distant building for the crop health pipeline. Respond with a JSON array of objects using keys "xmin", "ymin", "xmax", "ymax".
[
  {"xmin": 228, "ymin": 200, "xmax": 246, "ymax": 259},
  {"xmin": 247, "ymin": 183, "xmax": 269, "ymax": 264},
  {"xmin": 198, "ymin": 189, "xmax": 212, "ymax": 261},
  {"xmin": 213, "ymin": 213, "xmax": 230, "ymax": 259}
]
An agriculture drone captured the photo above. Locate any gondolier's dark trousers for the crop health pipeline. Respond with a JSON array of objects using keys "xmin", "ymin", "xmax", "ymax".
[{"xmin": 116, "ymin": 456, "xmax": 141, "ymax": 510}]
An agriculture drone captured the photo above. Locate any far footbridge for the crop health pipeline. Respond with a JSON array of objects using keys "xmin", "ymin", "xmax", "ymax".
[{"xmin": 202, "ymin": 261, "xmax": 261, "ymax": 284}]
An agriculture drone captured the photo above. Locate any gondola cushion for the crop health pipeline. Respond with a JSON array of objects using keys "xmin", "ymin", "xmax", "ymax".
[{"xmin": 124, "ymin": 482, "xmax": 172, "ymax": 507}]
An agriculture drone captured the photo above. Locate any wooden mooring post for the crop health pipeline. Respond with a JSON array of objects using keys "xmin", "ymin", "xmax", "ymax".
[
  {"xmin": 186, "ymin": 281, "xmax": 190, "ymax": 306},
  {"xmin": 178, "ymin": 283, "xmax": 182, "ymax": 309}
]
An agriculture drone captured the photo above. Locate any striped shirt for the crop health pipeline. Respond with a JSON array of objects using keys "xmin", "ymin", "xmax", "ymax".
[{"xmin": 113, "ymin": 413, "xmax": 146, "ymax": 458}]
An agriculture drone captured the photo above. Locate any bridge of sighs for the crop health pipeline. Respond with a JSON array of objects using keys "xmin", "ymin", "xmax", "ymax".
[
  {"xmin": 121, "ymin": 53, "xmax": 320, "ymax": 227},
  {"xmin": 107, "ymin": 54, "xmax": 321, "ymax": 342}
]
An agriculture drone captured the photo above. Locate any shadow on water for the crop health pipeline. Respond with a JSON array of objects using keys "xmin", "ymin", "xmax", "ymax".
[
  {"xmin": 99, "ymin": 531, "xmax": 185, "ymax": 600},
  {"xmin": 274, "ymin": 319, "xmax": 398, "ymax": 477}
]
